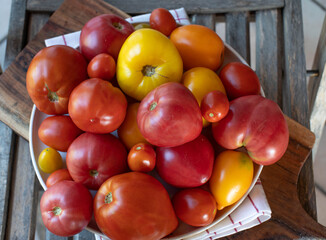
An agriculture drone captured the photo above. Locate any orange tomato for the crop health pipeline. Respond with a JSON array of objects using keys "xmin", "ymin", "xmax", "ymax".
[
  {"xmin": 128, "ymin": 143, "xmax": 156, "ymax": 172},
  {"xmin": 209, "ymin": 150, "xmax": 254, "ymax": 210},
  {"xmin": 170, "ymin": 24, "xmax": 224, "ymax": 71},
  {"xmin": 117, "ymin": 103, "xmax": 149, "ymax": 149},
  {"xmin": 182, "ymin": 67, "xmax": 226, "ymax": 127}
]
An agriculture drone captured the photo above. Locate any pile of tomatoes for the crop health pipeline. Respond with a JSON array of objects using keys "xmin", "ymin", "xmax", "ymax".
[{"xmin": 26, "ymin": 8, "xmax": 289, "ymax": 240}]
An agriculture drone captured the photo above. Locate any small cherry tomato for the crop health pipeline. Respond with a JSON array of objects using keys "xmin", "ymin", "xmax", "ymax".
[
  {"xmin": 128, "ymin": 143, "xmax": 156, "ymax": 172},
  {"xmin": 87, "ymin": 53, "xmax": 116, "ymax": 81},
  {"xmin": 150, "ymin": 8, "xmax": 177, "ymax": 36},
  {"xmin": 46, "ymin": 169, "xmax": 73, "ymax": 188},
  {"xmin": 38, "ymin": 148, "xmax": 63, "ymax": 174},
  {"xmin": 172, "ymin": 188, "xmax": 217, "ymax": 227},
  {"xmin": 201, "ymin": 90, "xmax": 229, "ymax": 122}
]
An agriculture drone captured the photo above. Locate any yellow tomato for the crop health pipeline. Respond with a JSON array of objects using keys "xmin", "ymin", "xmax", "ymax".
[
  {"xmin": 182, "ymin": 67, "xmax": 226, "ymax": 127},
  {"xmin": 117, "ymin": 102, "xmax": 149, "ymax": 149},
  {"xmin": 38, "ymin": 147, "xmax": 63, "ymax": 174},
  {"xmin": 209, "ymin": 150, "xmax": 254, "ymax": 210},
  {"xmin": 117, "ymin": 28, "xmax": 183, "ymax": 101}
]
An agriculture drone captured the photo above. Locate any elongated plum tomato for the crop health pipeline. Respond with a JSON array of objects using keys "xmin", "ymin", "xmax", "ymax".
[
  {"xmin": 26, "ymin": 45, "xmax": 87, "ymax": 115},
  {"xmin": 38, "ymin": 147, "xmax": 63, "ymax": 174},
  {"xmin": 94, "ymin": 172, "xmax": 178, "ymax": 240},
  {"xmin": 149, "ymin": 8, "xmax": 177, "ymax": 36},
  {"xmin": 209, "ymin": 150, "xmax": 253, "ymax": 210},
  {"xmin": 137, "ymin": 82, "xmax": 202, "ymax": 147},
  {"xmin": 68, "ymin": 78, "xmax": 127, "ymax": 134},
  {"xmin": 40, "ymin": 180, "xmax": 93, "ymax": 236},
  {"xmin": 201, "ymin": 90, "xmax": 229, "ymax": 123}
]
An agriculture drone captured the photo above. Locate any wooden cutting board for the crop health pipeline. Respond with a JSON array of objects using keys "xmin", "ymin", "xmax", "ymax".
[{"xmin": 0, "ymin": 0, "xmax": 325, "ymax": 237}]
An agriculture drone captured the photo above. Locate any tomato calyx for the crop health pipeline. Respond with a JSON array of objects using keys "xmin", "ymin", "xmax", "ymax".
[
  {"xmin": 89, "ymin": 169, "xmax": 99, "ymax": 177},
  {"xmin": 112, "ymin": 22, "xmax": 124, "ymax": 31},
  {"xmin": 142, "ymin": 65, "xmax": 157, "ymax": 77},
  {"xmin": 105, "ymin": 192, "xmax": 113, "ymax": 204},
  {"xmin": 52, "ymin": 206, "xmax": 62, "ymax": 216},
  {"xmin": 149, "ymin": 101, "xmax": 158, "ymax": 111},
  {"xmin": 45, "ymin": 84, "xmax": 58, "ymax": 102}
]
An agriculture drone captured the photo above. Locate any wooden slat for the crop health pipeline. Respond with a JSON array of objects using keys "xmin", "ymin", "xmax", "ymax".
[
  {"xmin": 4, "ymin": 0, "xmax": 28, "ymax": 70},
  {"xmin": 0, "ymin": 123, "xmax": 15, "ymax": 240},
  {"xmin": 255, "ymin": 9, "xmax": 283, "ymax": 104},
  {"xmin": 282, "ymin": 0, "xmax": 316, "ymax": 220},
  {"xmin": 5, "ymin": 137, "xmax": 39, "ymax": 240},
  {"xmin": 27, "ymin": 0, "xmax": 285, "ymax": 13},
  {"xmin": 225, "ymin": 12, "xmax": 250, "ymax": 64},
  {"xmin": 28, "ymin": 13, "xmax": 52, "ymax": 42},
  {"xmin": 191, "ymin": 14, "xmax": 215, "ymax": 30}
]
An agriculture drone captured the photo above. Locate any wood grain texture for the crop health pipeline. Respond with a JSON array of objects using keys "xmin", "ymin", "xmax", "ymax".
[
  {"xmin": 191, "ymin": 14, "xmax": 215, "ymax": 30},
  {"xmin": 255, "ymin": 9, "xmax": 283, "ymax": 105},
  {"xmin": 26, "ymin": 0, "xmax": 285, "ymax": 13},
  {"xmin": 225, "ymin": 12, "xmax": 250, "ymax": 64}
]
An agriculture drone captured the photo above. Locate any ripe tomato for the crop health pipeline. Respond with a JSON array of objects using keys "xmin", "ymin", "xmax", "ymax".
[
  {"xmin": 40, "ymin": 180, "xmax": 93, "ymax": 236},
  {"xmin": 219, "ymin": 62, "xmax": 261, "ymax": 100},
  {"xmin": 117, "ymin": 103, "xmax": 149, "ymax": 149},
  {"xmin": 26, "ymin": 45, "xmax": 87, "ymax": 115},
  {"xmin": 66, "ymin": 132, "xmax": 128, "ymax": 190},
  {"xmin": 38, "ymin": 148, "xmax": 63, "ymax": 174},
  {"xmin": 94, "ymin": 172, "xmax": 178, "ymax": 240},
  {"xmin": 46, "ymin": 169, "xmax": 73, "ymax": 188},
  {"xmin": 38, "ymin": 115, "xmax": 83, "ymax": 152},
  {"xmin": 137, "ymin": 82, "xmax": 202, "ymax": 147},
  {"xmin": 117, "ymin": 28, "xmax": 183, "ymax": 101},
  {"xmin": 128, "ymin": 143, "xmax": 156, "ymax": 172},
  {"xmin": 209, "ymin": 150, "xmax": 254, "ymax": 210},
  {"xmin": 182, "ymin": 67, "xmax": 226, "ymax": 126},
  {"xmin": 87, "ymin": 53, "xmax": 116, "ymax": 81},
  {"xmin": 172, "ymin": 188, "xmax": 217, "ymax": 227},
  {"xmin": 68, "ymin": 78, "xmax": 127, "ymax": 133},
  {"xmin": 149, "ymin": 8, "xmax": 177, "ymax": 36},
  {"xmin": 156, "ymin": 134, "xmax": 214, "ymax": 188},
  {"xmin": 201, "ymin": 90, "xmax": 229, "ymax": 122},
  {"xmin": 170, "ymin": 25, "xmax": 224, "ymax": 71}
]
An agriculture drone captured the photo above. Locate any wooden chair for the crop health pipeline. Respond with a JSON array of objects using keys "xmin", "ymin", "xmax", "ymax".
[{"xmin": 1, "ymin": 0, "xmax": 326, "ymax": 239}]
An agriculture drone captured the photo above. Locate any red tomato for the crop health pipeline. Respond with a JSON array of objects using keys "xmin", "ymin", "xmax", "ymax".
[
  {"xmin": 219, "ymin": 62, "xmax": 261, "ymax": 100},
  {"xmin": 128, "ymin": 143, "xmax": 156, "ymax": 172},
  {"xmin": 201, "ymin": 90, "xmax": 229, "ymax": 122},
  {"xmin": 26, "ymin": 45, "xmax": 87, "ymax": 115},
  {"xmin": 38, "ymin": 115, "xmax": 83, "ymax": 152},
  {"xmin": 46, "ymin": 169, "xmax": 73, "ymax": 188},
  {"xmin": 212, "ymin": 95, "xmax": 289, "ymax": 165},
  {"xmin": 66, "ymin": 132, "xmax": 128, "ymax": 190},
  {"xmin": 137, "ymin": 82, "xmax": 202, "ymax": 147},
  {"xmin": 94, "ymin": 172, "xmax": 178, "ymax": 240},
  {"xmin": 156, "ymin": 134, "xmax": 214, "ymax": 188},
  {"xmin": 68, "ymin": 78, "xmax": 127, "ymax": 133},
  {"xmin": 80, "ymin": 14, "xmax": 134, "ymax": 61},
  {"xmin": 40, "ymin": 180, "xmax": 93, "ymax": 236},
  {"xmin": 87, "ymin": 53, "xmax": 116, "ymax": 81},
  {"xmin": 172, "ymin": 188, "xmax": 217, "ymax": 227},
  {"xmin": 149, "ymin": 8, "xmax": 177, "ymax": 36}
]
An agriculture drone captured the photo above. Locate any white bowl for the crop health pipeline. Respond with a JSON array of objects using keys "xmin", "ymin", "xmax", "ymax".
[{"xmin": 29, "ymin": 42, "xmax": 263, "ymax": 239}]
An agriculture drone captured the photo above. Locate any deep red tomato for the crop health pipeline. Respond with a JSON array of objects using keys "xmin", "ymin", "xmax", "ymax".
[
  {"xmin": 212, "ymin": 95, "xmax": 289, "ymax": 165},
  {"xmin": 219, "ymin": 62, "xmax": 261, "ymax": 100},
  {"xmin": 87, "ymin": 53, "xmax": 116, "ymax": 81},
  {"xmin": 46, "ymin": 169, "xmax": 73, "ymax": 188},
  {"xmin": 68, "ymin": 78, "xmax": 127, "ymax": 133},
  {"xmin": 128, "ymin": 143, "xmax": 156, "ymax": 172},
  {"xmin": 80, "ymin": 14, "xmax": 134, "ymax": 61},
  {"xmin": 40, "ymin": 180, "xmax": 93, "ymax": 236},
  {"xmin": 201, "ymin": 90, "xmax": 229, "ymax": 122},
  {"xmin": 26, "ymin": 45, "xmax": 87, "ymax": 115},
  {"xmin": 137, "ymin": 82, "xmax": 202, "ymax": 147},
  {"xmin": 149, "ymin": 8, "xmax": 177, "ymax": 36},
  {"xmin": 172, "ymin": 188, "xmax": 217, "ymax": 227},
  {"xmin": 38, "ymin": 115, "xmax": 83, "ymax": 152},
  {"xmin": 66, "ymin": 132, "xmax": 128, "ymax": 190},
  {"xmin": 94, "ymin": 172, "xmax": 178, "ymax": 240},
  {"xmin": 156, "ymin": 134, "xmax": 214, "ymax": 188}
]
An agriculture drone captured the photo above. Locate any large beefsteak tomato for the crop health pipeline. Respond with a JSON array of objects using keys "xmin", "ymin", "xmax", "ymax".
[{"xmin": 94, "ymin": 172, "xmax": 178, "ymax": 240}]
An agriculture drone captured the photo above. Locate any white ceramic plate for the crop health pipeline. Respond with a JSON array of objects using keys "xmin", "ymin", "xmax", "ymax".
[{"xmin": 29, "ymin": 42, "xmax": 263, "ymax": 239}]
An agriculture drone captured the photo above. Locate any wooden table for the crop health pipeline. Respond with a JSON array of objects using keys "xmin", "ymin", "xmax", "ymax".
[{"xmin": 1, "ymin": 0, "xmax": 326, "ymax": 239}]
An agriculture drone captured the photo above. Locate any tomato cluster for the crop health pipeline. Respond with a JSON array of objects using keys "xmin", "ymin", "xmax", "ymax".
[{"xmin": 26, "ymin": 8, "xmax": 289, "ymax": 239}]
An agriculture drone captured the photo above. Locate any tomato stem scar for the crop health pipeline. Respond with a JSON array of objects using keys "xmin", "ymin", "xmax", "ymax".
[
  {"xmin": 136, "ymin": 146, "xmax": 142, "ymax": 150},
  {"xmin": 89, "ymin": 170, "xmax": 99, "ymax": 177},
  {"xmin": 209, "ymin": 113, "xmax": 214, "ymax": 117},
  {"xmin": 112, "ymin": 22, "xmax": 123, "ymax": 30},
  {"xmin": 142, "ymin": 65, "xmax": 156, "ymax": 77},
  {"xmin": 149, "ymin": 102, "xmax": 157, "ymax": 111},
  {"xmin": 52, "ymin": 206, "xmax": 62, "ymax": 216},
  {"xmin": 105, "ymin": 192, "xmax": 113, "ymax": 204}
]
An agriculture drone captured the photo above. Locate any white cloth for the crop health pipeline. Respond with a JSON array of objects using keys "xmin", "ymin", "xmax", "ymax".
[{"xmin": 44, "ymin": 8, "xmax": 272, "ymax": 240}]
